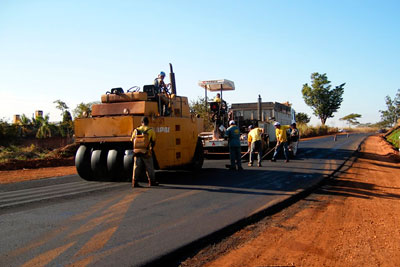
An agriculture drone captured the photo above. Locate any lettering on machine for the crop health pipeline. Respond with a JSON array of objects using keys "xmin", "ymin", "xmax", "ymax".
[{"xmin": 155, "ymin": 127, "xmax": 170, "ymax": 133}]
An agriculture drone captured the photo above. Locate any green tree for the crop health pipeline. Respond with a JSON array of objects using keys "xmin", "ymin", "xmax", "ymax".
[
  {"xmin": 53, "ymin": 100, "xmax": 69, "ymax": 115},
  {"xmin": 379, "ymin": 89, "xmax": 400, "ymax": 127},
  {"xmin": 54, "ymin": 100, "xmax": 74, "ymax": 137},
  {"xmin": 189, "ymin": 97, "xmax": 213, "ymax": 131},
  {"xmin": 295, "ymin": 112, "xmax": 311, "ymax": 124},
  {"xmin": 0, "ymin": 119, "xmax": 19, "ymax": 145},
  {"xmin": 35, "ymin": 114, "xmax": 53, "ymax": 138},
  {"xmin": 19, "ymin": 114, "xmax": 33, "ymax": 137},
  {"xmin": 60, "ymin": 111, "xmax": 74, "ymax": 137},
  {"xmin": 340, "ymin": 113, "xmax": 362, "ymax": 127},
  {"xmin": 73, "ymin": 102, "xmax": 99, "ymax": 118},
  {"xmin": 302, "ymin": 73, "xmax": 345, "ymax": 125}
]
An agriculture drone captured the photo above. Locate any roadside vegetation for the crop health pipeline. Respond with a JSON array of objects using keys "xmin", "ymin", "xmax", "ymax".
[
  {"xmin": 0, "ymin": 99, "xmax": 93, "ymax": 166},
  {"xmin": 302, "ymin": 72, "xmax": 345, "ymax": 125},
  {"xmin": 379, "ymin": 89, "xmax": 400, "ymax": 128},
  {"xmin": 298, "ymin": 124, "xmax": 337, "ymax": 138},
  {"xmin": 386, "ymin": 127, "xmax": 400, "ymax": 149},
  {"xmin": 0, "ymin": 100, "xmax": 98, "ymax": 146},
  {"xmin": 0, "ymin": 145, "xmax": 50, "ymax": 163}
]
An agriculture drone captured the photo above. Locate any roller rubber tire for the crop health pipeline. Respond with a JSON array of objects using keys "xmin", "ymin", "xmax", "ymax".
[
  {"xmin": 91, "ymin": 149, "xmax": 108, "ymax": 180},
  {"xmin": 123, "ymin": 150, "xmax": 134, "ymax": 181},
  {"xmin": 75, "ymin": 145, "xmax": 94, "ymax": 181},
  {"xmin": 107, "ymin": 149, "xmax": 124, "ymax": 181}
]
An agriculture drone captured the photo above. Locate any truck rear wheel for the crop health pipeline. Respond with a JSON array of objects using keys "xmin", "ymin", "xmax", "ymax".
[
  {"xmin": 191, "ymin": 139, "xmax": 204, "ymax": 170},
  {"xmin": 75, "ymin": 145, "xmax": 94, "ymax": 181}
]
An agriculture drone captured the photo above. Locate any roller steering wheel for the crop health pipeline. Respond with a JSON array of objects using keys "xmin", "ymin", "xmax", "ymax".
[{"xmin": 127, "ymin": 86, "xmax": 141, "ymax": 92}]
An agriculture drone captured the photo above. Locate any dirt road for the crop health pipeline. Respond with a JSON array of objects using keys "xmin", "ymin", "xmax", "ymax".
[{"xmin": 182, "ymin": 135, "xmax": 400, "ymax": 266}]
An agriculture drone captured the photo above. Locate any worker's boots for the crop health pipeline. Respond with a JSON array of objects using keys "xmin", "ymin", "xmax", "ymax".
[
  {"xmin": 132, "ymin": 181, "xmax": 142, "ymax": 188},
  {"xmin": 149, "ymin": 180, "xmax": 159, "ymax": 186}
]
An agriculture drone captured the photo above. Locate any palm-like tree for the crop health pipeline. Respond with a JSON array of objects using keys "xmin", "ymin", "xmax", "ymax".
[
  {"xmin": 35, "ymin": 114, "xmax": 52, "ymax": 138},
  {"xmin": 18, "ymin": 114, "xmax": 33, "ymax": 137}
]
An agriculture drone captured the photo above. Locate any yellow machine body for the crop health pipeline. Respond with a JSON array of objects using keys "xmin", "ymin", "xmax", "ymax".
[{"xmin": 74, "ymin": 90, "xmax": 204, "ymax": 181}]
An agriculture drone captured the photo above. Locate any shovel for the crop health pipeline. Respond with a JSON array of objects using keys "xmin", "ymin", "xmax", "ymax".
[
  {"xmin": 225, "ymin": 149, "xmax": 250, "ymax": 169},
  {"xmin": 261, "ymin": 145, "xmax": 278, "ymax": 160}
]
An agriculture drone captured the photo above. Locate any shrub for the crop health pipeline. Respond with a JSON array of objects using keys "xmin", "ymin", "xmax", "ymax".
[
  {"xmin": 298, "ymin": 124, "xmax": 338, "ymax": 139},
  {"xmin": 386, "ymin": 128, "xmax": 400, "ymax": 149},
  {"xmin": 0, "ymin": 144, "xmax": 50, "ymax": 162}
]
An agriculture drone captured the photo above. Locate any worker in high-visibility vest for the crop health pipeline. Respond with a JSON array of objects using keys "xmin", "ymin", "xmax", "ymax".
[
  {"xmin": 271, "ymin": 122, "xmax": 290, "ymax": 162},
  {"xmin": 247, "ymin": 125, "xmax": 263, "ymax": 167}
]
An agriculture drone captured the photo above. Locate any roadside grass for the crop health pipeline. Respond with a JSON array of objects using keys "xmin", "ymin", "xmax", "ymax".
[
  {"xmin": 298, "ymin": 124, "xmax": 338, "ymax": 138},
  {"xmin": 386, "ymin": 128, "xmax": 400, "ymax": 149},
  {"xmin": 0, "ymin": 144, "xmax": 50, "ymax": 163},
  {"xmin": 345, "ymin": 127, "xmax": 379, "ymax": 133},
  {"xmin": 298, "ymin": 125, "xmax": 380, "ymax": 139}
]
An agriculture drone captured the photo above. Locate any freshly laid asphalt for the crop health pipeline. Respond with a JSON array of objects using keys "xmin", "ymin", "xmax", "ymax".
[{"xmin": 0, "ymin": 133, "xmax": 368, "ymax": 266}]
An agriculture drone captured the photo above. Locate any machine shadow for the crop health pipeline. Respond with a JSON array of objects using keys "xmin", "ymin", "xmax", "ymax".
[{"xmin": 154, "ymin": 167, "xmax": 324, "ymax": 197}]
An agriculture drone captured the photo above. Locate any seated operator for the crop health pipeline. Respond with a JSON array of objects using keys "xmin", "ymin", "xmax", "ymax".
[
  {"xmin": 153, "ymin": 71, "xmax": 171, "ymax": 116},
  {"xmin": 214, "ymin": 93, "xmax": 222, "ymax": 103},
  {"xmin": 213, "ymin": 93, "xmax": 227, "ymax": 113}
]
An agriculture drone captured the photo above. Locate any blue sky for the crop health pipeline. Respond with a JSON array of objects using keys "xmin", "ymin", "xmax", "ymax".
[{"xmin": 1, "ymin": 0, "xmax": 399, "ymax": 127}]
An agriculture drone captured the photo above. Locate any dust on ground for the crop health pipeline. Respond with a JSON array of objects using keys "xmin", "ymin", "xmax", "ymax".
[{"xmin": 181, "ymin": 135, "xmax": 400, "ymax": 267}]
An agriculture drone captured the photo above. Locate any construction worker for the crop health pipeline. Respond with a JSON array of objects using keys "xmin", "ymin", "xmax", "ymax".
[
  {"xmin": 271, "ymin": 122, "xmax": 290, "ymax": 162},
  {"xmin": 288, "ymin": 122, "xmax": 300, "ymax": 157},
  {"xmin": 225, "ymin": 120, "xmax": 243, "ymax": 171},
  {"xmin": 153, "ymin": 71, "xmax": 170, "ymax": 115},
  {"xmin": 153, "ymin": 71, "xmax": 168, "ymax": 91},
  {"xmin": 214, "ymin": 93, "xmax": 222, "ymax": 103},
  {"xmin": 131, "ymin": 116, "xmax": 159, "ymax": 187},
  {"xmin": 248, "ymin": 125, "xmax": 263, "ymax": 167}
]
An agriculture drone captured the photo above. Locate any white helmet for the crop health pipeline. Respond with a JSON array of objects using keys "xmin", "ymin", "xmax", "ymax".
[
  {"xmin": 229, "ymin": 120, "xmax": 236, "ymax": 125},
  {"xmin": 274, "ymin": 122, "xmax": 281, "ymax": 126}
]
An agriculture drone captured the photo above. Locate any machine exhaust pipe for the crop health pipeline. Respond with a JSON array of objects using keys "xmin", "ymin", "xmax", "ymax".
[
  {"xmin": 169, "ymin": 63, "xmax": 177, "ymax": 95},
  {"xmin": 258, "ymin": 94, "xmax": 262, "ymax": 121}
]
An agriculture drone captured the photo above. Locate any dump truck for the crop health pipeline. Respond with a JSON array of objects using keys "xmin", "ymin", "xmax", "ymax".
[
  {"xmin": 230, "ymin": 96, "xmax": 296, "ymax": 148},
  {"xmin": 74, "ymin": 64, "xmax": 204, "ymax": 181},
  {"xmin": 197, "ymin": 79, "xmax": 296, "ymax": 155}
]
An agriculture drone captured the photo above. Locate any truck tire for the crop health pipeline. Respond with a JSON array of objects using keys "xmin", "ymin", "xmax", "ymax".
[{"xmin": 191, "ymin": 138, "xmax": 204, "ymax": 170}]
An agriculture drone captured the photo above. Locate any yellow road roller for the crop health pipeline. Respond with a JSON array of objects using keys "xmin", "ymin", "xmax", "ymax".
[{"xmin": 74, "ymin": 64, "xmax": 204, "ymax": 181}]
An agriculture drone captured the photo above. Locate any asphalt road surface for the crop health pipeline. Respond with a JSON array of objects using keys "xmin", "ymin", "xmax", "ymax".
[{"xmin": 0, "ymin": 133, "xmax": 368, "ymax": 266}]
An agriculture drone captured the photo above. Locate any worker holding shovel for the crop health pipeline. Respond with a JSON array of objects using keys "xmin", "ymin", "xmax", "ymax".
[
  {"xmin": 248, "ymin": 125, "xmax": 264, "ymax": 167},
  {"xmin": 271, "ymin": 122, "xmax": 290, "ymax": 163}
]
